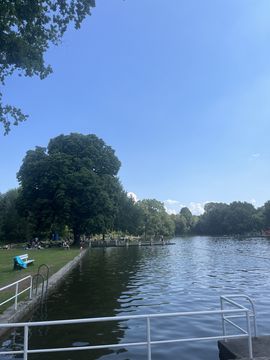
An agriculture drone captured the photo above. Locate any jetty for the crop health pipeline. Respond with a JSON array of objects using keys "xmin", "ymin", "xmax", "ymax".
[
  {"xmin": 89, "ymin": 239, "xmax": 175, "ymax": 248},
  {"xmin": 218, "ymin": 336, "xmax": 270, "ymax": 359}
]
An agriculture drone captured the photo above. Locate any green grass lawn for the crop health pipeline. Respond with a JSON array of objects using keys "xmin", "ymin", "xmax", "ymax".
[{"xmin": 0, "ymin": 248, "xmax": 80, "ymax": 313}]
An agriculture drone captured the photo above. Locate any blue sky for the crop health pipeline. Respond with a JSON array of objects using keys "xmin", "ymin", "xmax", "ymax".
[{"xmin": 1, "ymin": 0, "xmax": 270, "ymax": 214}]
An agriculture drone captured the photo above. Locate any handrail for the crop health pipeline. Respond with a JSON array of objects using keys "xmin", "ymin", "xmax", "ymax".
[
  {"xmin": 0, "ymin": 297, "xmax": 255, "ymax": 360},
  {"xmin": 0, "ymin": 307, "xmax": 250, "ymax": 327},
  {"xmin": 32, "ymin": 273, "xmax": 45, "ymax": 298},
  {"xmin": 0, "ymin": 276, "xmax": 32, "ymax": 311},
  {"xmin": 38, "ymin": 264, "xmax": 49, "ymax": 293},
  {"xmin": 221, "ymin": 294, "xmax": 257, "ymax": 337},
  {"xmin": 220, "ymin": 294, "xmax": 257, "ymax": 359}
]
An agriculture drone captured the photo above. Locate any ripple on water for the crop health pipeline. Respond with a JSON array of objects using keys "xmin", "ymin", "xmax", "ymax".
[{"xmin": 2, "ymin": 236, "xmax": 270, "ymax": 360}]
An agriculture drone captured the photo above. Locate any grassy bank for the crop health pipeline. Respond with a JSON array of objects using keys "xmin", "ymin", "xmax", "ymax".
[{"xmin": 0, "ymin": 248, "xmax": 80, "ymax": 313}]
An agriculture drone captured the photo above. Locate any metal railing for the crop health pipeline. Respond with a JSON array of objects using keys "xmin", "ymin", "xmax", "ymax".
[
  {"xmin": 0, "ymin": 276, "xmax": 32, "ymax": 311},
  {"xmin": 37, "ymin": 264, "xmax": 49, "ymax": 293},
  {"xmin": 0, "ymin": 294, "xmax": 256, "ymax": 360},
  {"xmin": 220, "ymin": 294, "xmax": 257, "ymax": 359},
  {"xmin": 32, "ymin": 273, "xmax": 45, "ymax": 298},
  {"xmin": 221, "ymin": 294, "xmax": 257, "ymax": 336}
]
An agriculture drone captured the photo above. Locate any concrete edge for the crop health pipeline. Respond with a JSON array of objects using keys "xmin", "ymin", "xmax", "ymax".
[{"xmin": 0, "ymin": 249, "xmax": 88, "ymax": 338}]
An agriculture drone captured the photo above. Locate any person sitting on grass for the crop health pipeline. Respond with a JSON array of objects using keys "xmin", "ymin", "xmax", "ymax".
[{"xmin": 62, "ymin": 240, "xmax": 70, "ymax": 250}]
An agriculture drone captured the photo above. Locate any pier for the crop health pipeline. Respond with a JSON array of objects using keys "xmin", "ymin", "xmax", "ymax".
[
  {"xmin": 89, "ymin": 239, "xmax": 175, "ymax": 248},
  {"xmin": 218, "ymin": 336, "xmax": 270, "ymax": 359}
]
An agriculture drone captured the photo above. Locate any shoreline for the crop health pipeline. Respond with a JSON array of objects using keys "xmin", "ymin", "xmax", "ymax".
[{"xmin": 0, "ymin": 249, "xmax": 88, "ymax": 338}]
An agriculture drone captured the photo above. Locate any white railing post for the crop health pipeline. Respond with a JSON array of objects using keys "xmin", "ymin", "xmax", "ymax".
[
  {"xmin": 246, "ymin": 311, "xmax": 253, "ymax": 359},
  {"xmin": 220, "ymin": 297, "xmax": 226, "ymax": 341},
  {"xmin": 253, "ymin": 314, "xmax": 258, "ymax": 338},
  {"xmin": 29, "ymin": 276, "xmax": 33, "ymax": 300},
  {"xmin": 248, "ymin": 299, "xmax": 257, "ymax": 338},
  {"xmin": 24, "ymin": 325, "xmax": 29, "ymax": 360},
  {"xmin": 222, "ymin": 294, "xmax": 257, "ymax": 338},
  {"xmin": 146, "ymin": 317, "xmax": 152, "ymax": 360},
  {"xmin": 15, "ymin": 282, "xmax": 19, "ymax": 310}
]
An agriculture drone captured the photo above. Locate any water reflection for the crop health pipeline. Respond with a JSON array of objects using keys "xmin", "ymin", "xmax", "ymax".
[{"xmin": 2, "ymin": 237, "xmax": 270, "ymax": 359}]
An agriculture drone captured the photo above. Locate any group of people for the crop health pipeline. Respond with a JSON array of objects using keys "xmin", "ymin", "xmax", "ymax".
[
  {"xmin": 26, "ymin": 237, "xmax": 43, "ymax": 250},
  {"xmin": 1, "ymin": 244, "xmax": 11, "ymax": 250}
]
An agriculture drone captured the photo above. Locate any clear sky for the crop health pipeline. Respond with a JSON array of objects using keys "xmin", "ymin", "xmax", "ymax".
[{"xmin": 1, "ymin": 0, "xmax": 270, "ymax": 214}]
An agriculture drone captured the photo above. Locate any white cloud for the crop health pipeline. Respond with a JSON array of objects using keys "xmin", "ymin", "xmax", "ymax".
[
  {"xmin": 165, "ymin": 199, "xmax": 182, "ymax": 205},
  {"xmin": 164, "ymin": 199, "xmax": 259, "ymax": 215},
  {"xmin": 163, "ymin": 199, "xmax": 210, "ymax": 216},
  {"xmin": 127, "ymin": 192, "xmax": 138, "ymax": 203},
  {"xmin": 163, "ymin": 199, "xmax": 184, "ymax": 215},
  {"xmin": 188, "ymin": 202, "xmax": 204, "ymax": 216},
  {"xmin": 127, "ymin": 196, "xmax": 210, "ymax": 215},
  {"xmin": 250, "ymin": 198, "xmax": 256, "ymax": 206},
  {"xmin": 251, "ymin": 153, "xmax": 261, "ymax": 159}
]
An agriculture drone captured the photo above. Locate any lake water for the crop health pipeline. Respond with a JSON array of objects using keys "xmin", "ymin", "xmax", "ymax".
[{"xmin": 1, "ymin": 236, "xmax": 270, "ymax": 359}]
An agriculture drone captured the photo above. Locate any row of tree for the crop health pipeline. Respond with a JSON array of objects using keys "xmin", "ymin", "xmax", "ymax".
[
  {"xmin": 0, "ymin": 188, "xmax": 175, "ymax": 244},
  {"xmin": 0, "ymin": 133, "xmax": 174, "ymax": 244},
  {"xmin": 172, "ymin": 201, "xmax": 270, "ymax": 236},
  {"xmin": 195, "ymin": 201, "xmax": 270, "ymax": 236},
  {"xmin": 1, "ymin": 133, "xmax": 270, "ymax": 244}
]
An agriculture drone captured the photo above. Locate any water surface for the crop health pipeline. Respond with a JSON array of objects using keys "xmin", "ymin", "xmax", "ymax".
[{"xmin": 1, "ymin": 236, "xmax": 270, "ymax": 359}]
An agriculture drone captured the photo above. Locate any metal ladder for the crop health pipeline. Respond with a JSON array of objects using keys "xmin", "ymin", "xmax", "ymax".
[{"xmin": 32, "ymin": 264, "xmax": 49, "ymax": 300}]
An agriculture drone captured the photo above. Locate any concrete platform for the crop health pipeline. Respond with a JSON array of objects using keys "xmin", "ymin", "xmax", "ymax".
[
  {"xmin": 90, "ymin": 242, "xmax": 175, "ymax": 248},
  {"xmin": 239, "ymin": 358, "xmax": 270, "ymax": 359},
  {"xmin": 218, "ymin": 336, "xmax": 270, "ymax": 359}
]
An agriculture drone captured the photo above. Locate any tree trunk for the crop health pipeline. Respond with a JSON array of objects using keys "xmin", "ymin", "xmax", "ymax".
[{"xmin": 73, "ymin": 229, "xmax": 81, "ymax": 245}]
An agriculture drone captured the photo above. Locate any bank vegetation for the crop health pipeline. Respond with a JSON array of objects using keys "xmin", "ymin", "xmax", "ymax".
[{"xmin": 1, "ymin": 133, "xmax": 270, "ymax": 244}]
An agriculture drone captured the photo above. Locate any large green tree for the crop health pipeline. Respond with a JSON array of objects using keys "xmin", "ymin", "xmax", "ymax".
[
  {"xmin": 171, "ymin": 207, "xmax": 198, "ymax": 235},
  {"xmin": 224, "ymin": 201, "xmax": 257, "ymax": 235},
  {"xmin": 196, "ymin": 201, "xmax": 259, "ymax": 236},
  {"xmin": 196, "ymin": 202, "xmax": 229, "ymax": 235},
  {"xmin": 114, "ymin": 192, "xmax": 142, "ymax": 235},
  {"xmin": 0, "ymin": 189, "xmax": 30, "ymax": 242},
  {"xmin": 137, "ymin": 199, "xmax": 175, "ymax": 238},
  {"xmin": 17, "ymin": 133, "xmax": 121, "ymax": 243},
  {"xmin": 171, "ymin": 213, "xmax": 188, "ymax": 235},
  {"xmin": 0, "ymin": 0, "xmax": 95, "ymax": 134},
  {"xmin": 262, "ymin": 201, "xmax": 270, "ymax": 229}
]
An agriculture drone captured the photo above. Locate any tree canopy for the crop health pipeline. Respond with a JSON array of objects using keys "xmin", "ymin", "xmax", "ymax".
[
  {"xmin": 2, "ymin": 181, "xmax": 270, "ymax": 242},
  {"xmin": 0, "ymin": 0, "xmax": 95, "ymax": 134},
  {"xmin": 172, "ymin": 207, "xmax": 196, "ymax": 235},
  {"xmin": 2, "ymin": 130, "xmax": 270, "ymax": 243},
  {"xmin": 17, "ymin": 133, "xmax": 122, "ymax": 242},
  {"xmin": 137, "ymin": 199, "xmax": 175, "ymax": 238},
  {"xmin": 0, "ymin": 189, "xmax": 30, "ymax": 242},
  {"xmin": 194, "ymin": 201, "xmax": 259, "ymax": 236}
]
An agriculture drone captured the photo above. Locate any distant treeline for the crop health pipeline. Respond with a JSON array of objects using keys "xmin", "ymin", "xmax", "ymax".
[
  {"xmin": 172, "ymin": 201, "xmax": 270, "ymax": 236},
  {"xmin": 1, "ymin": 133, "xmax": 269, "ymax": 244}
]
